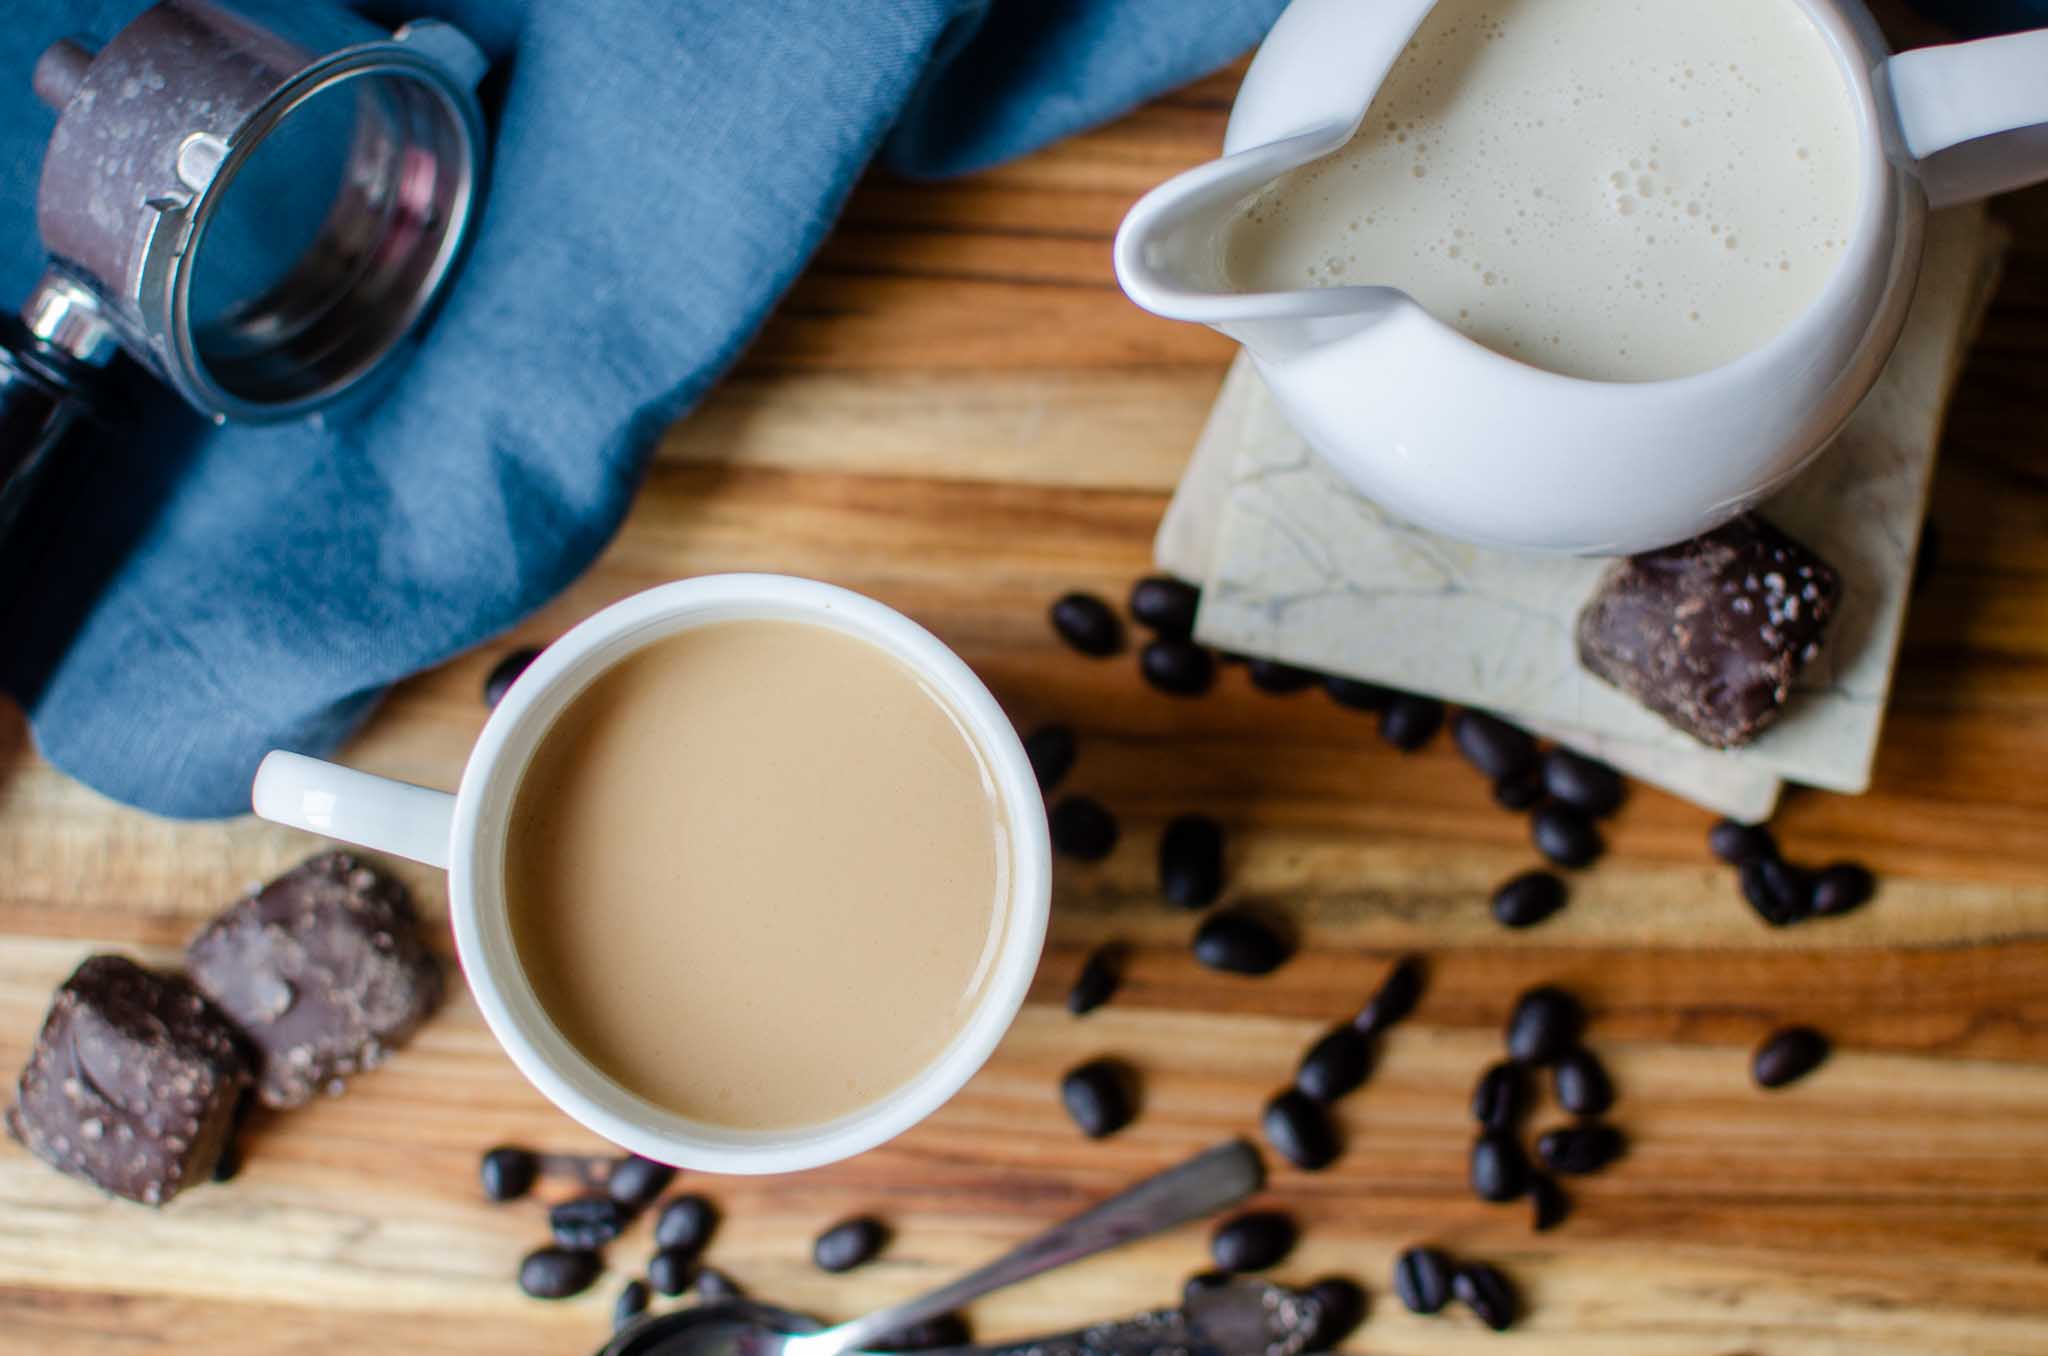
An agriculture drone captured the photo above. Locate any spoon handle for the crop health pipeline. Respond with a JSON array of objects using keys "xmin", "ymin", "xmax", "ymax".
[{"xmin": 786, "ymin": 1139, "xmax": 1264, "ymax": 1356}]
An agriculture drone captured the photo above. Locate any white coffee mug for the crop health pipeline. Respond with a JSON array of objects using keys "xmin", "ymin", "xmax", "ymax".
[{"xmin": 251, "ymin": 575, "xmax": 1052, "ymax": 1173}]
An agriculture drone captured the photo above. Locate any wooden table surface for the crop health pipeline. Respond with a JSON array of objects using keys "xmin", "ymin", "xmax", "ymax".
[{"xmin": 4, "ymin": 52, "xmax": 2048, "ymax": 1356}]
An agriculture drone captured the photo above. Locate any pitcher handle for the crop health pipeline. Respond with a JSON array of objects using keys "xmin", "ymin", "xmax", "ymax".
[
  {"xmin": 252, "ymin": 750, "xmax": 457, "ymax": 869},
  {"xmin": 1886, "ymin": 28, "xmax": 2048, "ymax": 206}
]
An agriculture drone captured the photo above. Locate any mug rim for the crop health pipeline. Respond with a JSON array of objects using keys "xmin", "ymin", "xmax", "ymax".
[{"xmin": 445, "ymin": 574, "xmax": 1051, "ymax": 1173}]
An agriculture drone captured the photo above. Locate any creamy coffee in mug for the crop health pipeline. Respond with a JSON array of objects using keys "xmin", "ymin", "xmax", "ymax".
[
  {"xmin": 504, "ymin": 618, "xmax": 1009, "ymax": 1131},
  {"xmin": 1225, "ymin": 0, "xmax": 1861, "ymax": 380}
]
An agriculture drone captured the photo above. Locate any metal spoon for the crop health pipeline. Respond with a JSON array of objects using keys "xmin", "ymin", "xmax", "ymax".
[{"xmin": 597, "ymin": 1139, "xmax": 1266, "ymax": 1356}]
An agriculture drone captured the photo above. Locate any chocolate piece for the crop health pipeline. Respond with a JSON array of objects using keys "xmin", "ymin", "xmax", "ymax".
[
  {"xmin": 7, "ymin": 955, "xmax": 250, "ymax": 1205},
  {"xmin": 1576, "ymin": 515, "xmax": 1841, "ymax": 748},
  {"xmin": 185, "ymin": 852, "xmax": 442, "ymax": 1109}
]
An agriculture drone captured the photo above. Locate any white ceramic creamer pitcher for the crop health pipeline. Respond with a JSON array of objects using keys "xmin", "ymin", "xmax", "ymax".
[{"xmin": 1115, "ymin": 0, "xmax": 2048, "ymax": 554}]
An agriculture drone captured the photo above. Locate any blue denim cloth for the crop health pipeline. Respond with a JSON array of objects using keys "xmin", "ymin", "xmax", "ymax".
[{"xmin": 0, "ymin": 0, "xmax": 1288, "ymax": 817}]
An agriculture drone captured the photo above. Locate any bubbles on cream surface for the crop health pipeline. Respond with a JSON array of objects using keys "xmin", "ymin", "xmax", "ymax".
[{"xmin": 1224, "ymin": 0, "xmax": 1861, "ymax": 382}]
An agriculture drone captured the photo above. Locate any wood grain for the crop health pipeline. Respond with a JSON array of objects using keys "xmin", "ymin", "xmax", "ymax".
[{"xmin": 4, "ymin": 39, "xmax": 2048, "ymax": 1356}]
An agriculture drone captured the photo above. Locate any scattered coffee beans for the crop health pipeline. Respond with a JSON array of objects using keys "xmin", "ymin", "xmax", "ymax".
[
  {"xmin": 614, "ymin": 1278, "xmax": 650, "ymax": 1331},
  {"xmin": 1051, "ymin": 593, "xmax": 1124, "ymax": 657},
  {"xmin": 1354, "ymin": 954, "xmax": 1426, "ymax": 1035},
  {"xmin": 1453, "ymin": 1261, "xmax": 1518, "ymax": 1332},
  {"xmin": 1262, "ymin": 1089, "xmax": 1339, "ymax": 1170},
  {"xmin": 1049, "ymin": 795, "xmax": 1120, "ymax": 862},
  {"xmin": 1378, "ymin": 693, "xmax": 1446, "ymax": 751},
  {"xmin": 1210, "ymin": 1210, "xmax": 1298, "ymax": 1272},
  {"xmin": 1453, "ymin": 711, "xmax": 1537, "ymax": 780},
  {"xmin": 1159, "ymin": 813, "xmax": 1226, "ymax": 909},
  {"xmin": 1061, "ymin": 1058, "xmax": 1137, "ymax": 1139},
  {"xmin": 1531, "ymin": 803, "xmax": 1604, "ymax": 868},
  {"xmin": 813, "ymin": 1216, "xmax": 889, "ymax": 1273},
  {"xmin": 874, "ymin": 1314, "xmax": 973, "ymax": 1351},
  {"xmin": 1491, "ymin": 870, "xmax": 1567, "ymax": 929},
  {"xmin": 550, "ymin": 1195, "xmax": 629, "ymax": 1251},
  {"xmin": 1067, "ymin": 943, "xmax": 1124, "ymax": 1016},
  {"xmin": 1129, "ymin": 576, "xmax": 1200, "ymax": 639},
  {"xmin": 1193, "ymin": 909, "xmax": 1292, "ymax": 975},
  {"xmin": 1552, "ymin": 1047, "xmax": 1615, "ymax": 1117},
  {"xmin": 1392, "ymin": 1247, "xmax": 1453, "ymax": 1315},
  {"xmin": 607, "ymin": 1155, "xmax": 675, "ymax": 1210},
  {"xmin": 1541, "ymin": 750, "xmax": 1625, "ymax": 817},
  {"xmin": 1469, "ymin": 1132, "xmax": 1530, "ymax": 1202},
  {"xmin": 481, "ymin": 1145, "xmax": 540, "ymax": 1202},
  {"xmin": 1023, "ymin": 725, "xmax": 1077, "ymax": 793},
  {"xmin": 653, "ymin": 1194, "xmax": 718, "ymax": 1254},
  {"xmin": 1529, "ymin": 1174, "xmax": 1570, "ymax": 1232},
  {"xmin": 648, "ymin": 1246, "xmax": 695, "ymax": 1297},
  {"xmin": 484, "ymin": 647, "xmax": 543, "ymax": 709},
  {"xmin": 519, "ymin": 1246, "xmax": 601, "ymax": 1300},
  {"xmin": 1535, "ymin": 1123, "xmax": 1626, "ymax": 1175},
  {"xmin": 1141, "ymin": 638, "xmax": 1217, "ymax": 697},
  {"xmin": 1506, "ymin": 987, "xmax": 1583, "ymax": 1066},
  {"xmin": 1493, "ymin": 768, "xmax": 1545, "ymax": 811},
  {"xmin": 1708, "ymin": 818, "xmax": 1778, "ymax": 866},
  {"xmin": 1306, "ymin": 1277, "xmax": 1368, "ymax": 1351},
  {"xmin": 1810, "ymin": 863, "xmax": 1875, "ymax": 917},
  {"xmin": 1296, "ymin": 1025, "xmax": 1373, "ymax": 1103},
  {"xmin": 1740, "ymin": 856, "xmax": 1813, "ymax": 927},
  {"xmin": 695, "ymin": 1267, "xmax": 742, "ymax": 1302},
  {"xmin": 1470, "ymin": 1061, "xmax": 1526, "ymax": 1134},
  {"xmin": 1324, "ymin": 676, "xmax": 1392, "ymax": 712},
  {"xmin": 1753, "ymin": 1026, "xmax": 1830, "ymax": 1089},
  {"xmin": 1247, "ymin": 658, "xmax": 1320, "ymax": 694}
]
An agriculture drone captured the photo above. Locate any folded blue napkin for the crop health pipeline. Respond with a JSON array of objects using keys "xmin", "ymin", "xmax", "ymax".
[{"xmin": 0, "ymin": 0, "xmax": 1287, "ymax": 817}]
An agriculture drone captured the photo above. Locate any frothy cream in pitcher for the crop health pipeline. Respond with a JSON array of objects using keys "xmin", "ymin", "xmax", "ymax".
[{"xmin": 1224, "ymin": 0, "xmax": 1861, "ymax": 381}]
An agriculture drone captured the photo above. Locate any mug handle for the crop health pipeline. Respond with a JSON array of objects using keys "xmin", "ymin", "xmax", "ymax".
[
  {"xmin": 252, "ymin": 750, "xmax": 457, "ymax": 869},
  {"xmin": 1886, "ymin": 28, "xmax": 2048, "ymax": 207}
]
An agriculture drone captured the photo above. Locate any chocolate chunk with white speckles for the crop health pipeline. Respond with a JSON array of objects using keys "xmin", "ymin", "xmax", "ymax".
[
  {"xmin": 185, "ymin": 853, "xmax": 442, "ymax": 1109},
  {"xmin": 6, "ymin": 955, "xmax": 250, "ymax": 1205},
  {"xmin": 1576, "ymin": 514, "xmax": 1841, "ymax": 749}
]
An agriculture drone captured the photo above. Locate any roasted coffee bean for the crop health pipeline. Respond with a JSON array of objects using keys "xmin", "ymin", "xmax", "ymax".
[
  {"xmin": 1708, "ymin": 818, "xmax": 1778, "ymax": 866},
  {"xmin": 1470, "ymin": 1061, "xmax": 1526, "ymax": 1134},
  {"xmin": 1023, "ymin": 725, "xmax": 1077, "ymax": 793},
  {"xmin": 1453, "ymin": 710, "xmax": 1537, "ymax": 780},
  {"xmin": 614, "ymin": 1278, "xmax": 650, "ymax": 1330},
  {"xmin": 1493, "ymin": 768, "xmax": 1545, "ymax": 811},
  {"xmin": 1324, "ymin": 676, "xmax": 1392, "ymax": 712},
  {"xmin": 1247, "ymin": 658, "xmax": 1320, "ymax": 694},
  {"xmin": 1160, "ymin": 813, "xmax": 1225, "ymax": 909},
  {"xmin": 1810, "ymin": 862, "xmax": 1875, "ymax": 917},
  {"xmin": 1535, "ymin": 1123, "xmax": 1625, "ymax": 1175},
  {"xmin": 1296, "ymin": 1025, "xmax": 1373, "ymax": 1103},
  {"xmin": 874, "ymin": 1314, "xmax": 973, "ymax": 1352},
  {"xmin": 1541, "ymin": 749, "xmax": 1625, "ymax": 817},
  {"xmin": 1506, "ymin": 986, "xmax": 1583, "ymax": 1065},
  {"xmin": 1129, "ymin": 576, "xmax": 1201, "ymax": 639},
  {"xmin": 1060, "ymin": 1058, "xmax": 1136, "ymax": 1139},
  {"xmin": 607, "ymin": 1154, "xmax": 675, "ymax": 1210},
  {"xmin": 484, "ymin": 647, "xmax": 543, "ymax": 709},
  {"xmin": 1469, "ymin": 1132, "xmax": 1530, "ymax": 1202},
  {"xmin": 1552, "ymin": 1046, "xmax": 1615, "ymax": 1117},
  {"xmin": 550, "ymin": 1194, "xmax": 628, "ymax": 1251},
  {"xmin": 1193, "ymin": 909, "xmax": 1291, "ymax": 975},
  {"xmin": 813, "ymin": 1216, "xmax": 889, "ymax": 1273},
  {"xmin": 1049, "ymin": 795, "xmax": 1119, "ymax": 862},
  {"xmin": 648, "ymin": 1247, "xmax": 695, "ymax": 1297},
  {"xmin": 518, "ymin": 1246, "xmax": 602, "ymax": 1300},
  {"xmin": 1453, "ymin": 1262, "xmax": 1518, "ymax": 1332},
  {"xmin": 481, "ymin": 1145, "xmax": 541, "ymax": 1202},
  {"xmin": 1306, "ymin": 1277, "xmax": 1367, "ymax": 1351},
  {"xmin": 1354, "ymin": 954, "xmax": 1426, "ymax": 1035},
  {"xmin": 1262, "ymin": 1089, "xmax": 1339, "ymax": 1170},
  {"xmin": 1067, "ymin": 943, "xmax": 1124, "ymax": 1016},
  {"xmin": 1529, "ymin": 1174, "xmax": 1570, "ymax": 1232},
  {"xmin": 1740, "ymin": 856, "xmax": 1813, "ymax": 927},
  {"xmin": 1051, "ymin": 592, "xmax": 1124, "ymax": 657},
  {"xmin": 1378, "ymin": 693, "xmax": 1446, "ymax": 751},
  {"xmin": 653, "ymin": 1194, "xmax": 717, "ymax": 1254},
  {"xmin": 1392, "ymin": 1246, "xmax": 1453, "ymax": 1315},
  {"xmin": 1753, "ymin": 1026, "xmax": 1830, "ymax": 1089},
  {"xmin": 1491, "ymin": 870, "xmax": 1567, "ymax": 929},
  {"xmin": 695, "ymin": 1267, "xmax": 742, "ymax": 1302},
  {"xmin": 1183, "ymin": 1270, "xmax": 1232, "ymax": 1303},
  {"xmin": 1210, "ymin": 1210, "xmax": 1298, "ymax": 1272},
  {"xmin": 1531, "ymin": 803, "xmax": 1603, "ymax": 868},
  {"xmin": 1140, "ymin": 638, "xmax": 1217, "ymax": 697}
]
